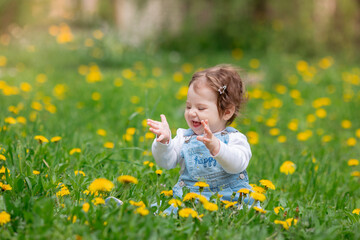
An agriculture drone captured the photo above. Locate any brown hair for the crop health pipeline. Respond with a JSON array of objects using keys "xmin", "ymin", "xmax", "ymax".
[{"xmin": 189, "ymin": 64, "xmax": 247, "ymax": 124}]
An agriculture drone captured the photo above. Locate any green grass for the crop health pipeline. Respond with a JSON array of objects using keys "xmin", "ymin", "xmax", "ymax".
[{"xmin": 0, "ymin": 27, "xmax": 359, "ymax": 239}]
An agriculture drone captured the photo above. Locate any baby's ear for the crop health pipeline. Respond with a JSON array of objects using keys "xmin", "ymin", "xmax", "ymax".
[{"xmin": 222, "ymin": 105, "xmax": 235, "ymax": 121}]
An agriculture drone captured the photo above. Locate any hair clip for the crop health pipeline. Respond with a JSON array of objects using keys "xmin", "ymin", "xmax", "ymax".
[{"xmin": 218, "ymin": 85, "xmax": 227, "ymax": 94}]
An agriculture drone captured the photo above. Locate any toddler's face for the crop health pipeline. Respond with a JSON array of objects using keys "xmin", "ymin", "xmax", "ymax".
[{"xmin": 185, "ymin": 82, "xmax": 227, "ymax": 135}]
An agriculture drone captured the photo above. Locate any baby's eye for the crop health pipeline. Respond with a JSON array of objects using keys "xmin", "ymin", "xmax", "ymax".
[
  {"xmin": 198, "ymin": 108, "xmax": 206, "ymax": 111},
  {"xmin": 186, "ymin": 106, "xmax": 191, "ymax": 109}
]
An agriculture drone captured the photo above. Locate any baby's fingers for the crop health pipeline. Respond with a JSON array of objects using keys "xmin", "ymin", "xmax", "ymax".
[
  {"xmin": 196, "ymin": 136, "xmax": 204, "ymax": 142},
  {"xmin": 202, "ymin": 120, "xmax": 212, "ymax": 136},
  {"xmin": 147, "ymin": 119, "xmax": 161, "ymax": 128},
  {"xmin": 149, "ymin": 127, "xmax": 162, "ymax": 135},
  {"xmin": 156, "ymin": 134, "xmax": 165, "ymax": 142},
  {"xmin": 196, "ymin": 136, "xmax": 211, "ymax": 143}
]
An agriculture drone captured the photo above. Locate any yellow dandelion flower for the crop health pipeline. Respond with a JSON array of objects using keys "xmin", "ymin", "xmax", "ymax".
[
  {"xmin": 250, "ymin": 192, "xmax": 266, "ymax": 202},
  {"xmin": 249, "ymin": 59, "xmax": 260, "ymax": 69},
  {"xmin": 178, "ymin": 208, "xmax": 198, "ymax": 218},
  {"xmin": 341, "ymin": 120, "xmax": 352, "ymax": 129},
  {"xmin": 0, "ymin": 154, "xmax": 6, "ymax": 161},
  {"xmin": 296, "ymin": 60, "xmax": 308, "ymax": 72},
  {"xmin": 269, "ymin": 128, "xmax": 280, "ymax": 136},
  {"xmin": 4, "ymin": 117, "xmax": 16, "ymax": 125},
  {"xmin": 194, "ymin": 181, "xmax": 209, "ymax": 188},
  {"xmin": 183, "ymin": 192, "xmax": 198, "ymax": 202},
  {"xmin": 91, "ymin": 92, "xmax": 101, "ymax": 101},
  {"xmin": 224, "ymin": 201, "xmax": 237, "ymax": 209},
  {"xmin": 315, "ymin": 108, "xmax": 327, "ymax": 118},
  {"xmin": 259, "ymin": 179, "xmax": 275, "ymax": 190},
  {"xmin": 126, "ymin": 128, "xmax": 136, "ymax": 135},
  {"xmin": 117, "ymin": 175, "xmax": 138, "ymax": 184},
  {"xmin": 56, "ymin": 186, "xmax": 70, "ymax": 197},
  {"xmin": 49, "ymin": 135, "xmax": 61, "ymax": 143},
  {"xmin": 97, "ymin": 129, "xmax": 107, "ymax": 136},
  {"xmin": 155, "ymin": 169, "xmax": 162, "ymax": 175},
  {"xmin": 0, "ymin": 183, "xmax": 12, "ymax": 191},
  {"xmin": 237, "ymin": 188, "xmax": 250, "ymax": 194},
  {"xmin": 356, "ymin": 129, "xmax": 360, "ymax": 138},
  {"xmin": 34, "ymin": 135, "xmax": 49, "ymax": 144},
  {"xmin": 277, "ymin": 135, "xmax": 287, "ymax": 143},
  {"xmin": 33, "ymin": 170, "xmax": 40, "ymax": 175},
  {"xmin": 182, "ymin": 63, "xmax": 194, "ymax": 74},
  {"xmin": 318, "ymin": 57, "xmax": 333, "ymax": 69},
  {"xmin": 161, "ymin": 190, "xmax": 173, "ymax": 197},
  {"xmin": 122, "ymin": 69, "xmax": 135, "ymax": 80},
  {"xmin": 280, "ymin": 161, "xmax": 296, "ymax": 175},
  {"xmin": 82, "ymin": 202, "xmax": 90, "ymax": 212},
  {"xmin": 306, "ymin": 114, "xmax": 316, "ymax": 123},
  {"xmin": 0, "ymin": 211, "xmax": 11, "ymax": 226},
  {"xmin": 173, "ymin": 72, "xmax": 183, "ymax": 82},
  {"xmin": 135, "ymin": 207, "xmax": 149, "ymax": 216},
  {"xmin": 275, "ymin": 84, "xmax": 287, "ymax": 94},
  {"xmin": 274, "ymin": 206, "xmax": 284, "ymax": 214},
  {"xmin": 93, "ymin": 30, "xmax": 104, "ymax": 39},
  {"xmin": 346, "ymin": 137, "xmax": 357, "ymax": 146},
  {"xmin": 203, "ymin": 201, "xmax": 218, "ymax": 211},
  {"xmin": 352, "ymin": 209, "xmax": 360, "ymax": 215},
  {"xmin": 246, "ymin": 131, "xmax": 259, "ymax": 145},
  {"xmin": 0, "ymin": 56, "xmax": 7, "ymax": 67},
  {"xmin": 148, "ymin": 162, "xmax": 154, "ymax": 168},
  {"xmin": 78, "ymin": 65, "xmax": 88, "ymax": 75},
  {"xmin": 36, "ymin": 73, "xmax": 47, "ymax": 83},
  {"xmin": 322, "ymin": 135, "xmax": 333, "ymax": 143},
  {"xmin": 0, "ymin": 166, "xmax": 9, "ymax": 174},
  {"xmin": 145, "ymin": 132, "xmax": 155, "ymax": 140},
  {"xmin": 16, "ymin": 116, "xmax": 27, "ymax": 124},
  {"xmin": 252, "ymin": 186, "xmax": 266, "ymax": 193},
  {"xmin": 274, "ymin": 220, "xmax": 290, "ymax": 230},
  {"xmin": 176, "ymin": 86, "xmax": 188, "ymax": 100},
  {"xmin": 93, "ymin": 197, "xmax": 105, "ymax": 205},
  {"xmin": 88, "ymin": 178, "xmax": 114, "ymax": 193},
  {"xmin": 31, "ymin": 101, "xmax": 43, "ymax": 111},
  {"xmin": 348, "ymin": 159, "xmax": 359, "ymax": 166},
  {"xmin": 351, "ymin": 171, "xmax": 360, "ymax": 177},
  {"xmin": 130, "ymin": 96, "xmax": 140, "ymax": 104},
  {"xmin": 104, "ymin": 142, "xmax": 114, "ymax": 149},
  {"xmin": 288, "ymin": 119, "xmax": 298, "ymax": 131},
  {"xmin": 265, "ymin": 118, "xmax": 277, "ymax": 127},
  {"xmin": 290, "ymin": 89, "xmax": 301, "ymax": 99},
  {"xmin": 297, "ymin": 130, "xmax": 313, "ymax": 141},
  {"xmin": 143, "ymin": 161, "xmax": 150, "ymax": 165},
  {"xmin": 168, "ymin": 199, "xmax": 182, "ymax": 207},
  {"xmin": 129, "ymin": 200, "xmax": 145, "ymax": 208},
  {"xmin": 69, "ymin": 148, "xmax": 81, "ymax": 155},
  {"xmin": 253, "ymin": 206, "xmax": 266, "ymax": 214},
  {"xmin": 75, "ymin": 170, "xmax": 86, "ymax": 176},
  {"xmin": 197, "ymin": 194, "xmax": 208, "ymax": 204}
]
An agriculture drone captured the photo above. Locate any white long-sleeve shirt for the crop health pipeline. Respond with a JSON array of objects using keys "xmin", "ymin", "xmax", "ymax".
[{"xmin": 152, "ymin": 128, "xmax": 252, "ymax": 174}]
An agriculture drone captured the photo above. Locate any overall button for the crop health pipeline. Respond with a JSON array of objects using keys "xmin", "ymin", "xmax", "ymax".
[
  {"xmin": 179, "ymin": 181, "xmax": 186, "ymax": 187},
  {"xmin": 239, "ymin": 173, "xmax": 245, "ymax": 180}
]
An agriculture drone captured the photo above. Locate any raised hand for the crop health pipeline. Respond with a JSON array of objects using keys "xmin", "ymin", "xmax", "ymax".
[
  {"xmin": 147, "ymin": 114, "xmax": 171, "ymax": 144},
  {"xmin": 196, "ymin": 120, "xmax": 220, "ymax": 156}
]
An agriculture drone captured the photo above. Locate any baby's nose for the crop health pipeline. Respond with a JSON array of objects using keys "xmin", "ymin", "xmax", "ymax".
[{"xmin": 189, "ymin": 109, "xmax": 197, "ymax": 116}]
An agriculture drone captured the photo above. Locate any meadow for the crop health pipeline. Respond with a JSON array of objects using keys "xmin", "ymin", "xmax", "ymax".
[{"xmin": 0, "ymin": 24, "xmax": 359, "ymax": 239}]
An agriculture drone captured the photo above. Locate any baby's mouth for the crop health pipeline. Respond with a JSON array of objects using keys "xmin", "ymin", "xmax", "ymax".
[{"xmin": 192, "ymin": 121, "xmax": 201, "ymax": 128}]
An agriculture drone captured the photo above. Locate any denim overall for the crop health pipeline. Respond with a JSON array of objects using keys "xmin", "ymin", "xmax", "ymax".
[{"xmin": 164, "ymin": 127, "xmax": 254, "ymax": 214}]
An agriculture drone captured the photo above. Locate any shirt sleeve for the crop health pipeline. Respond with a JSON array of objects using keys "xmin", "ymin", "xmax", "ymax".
[
  {"xmin": 151, "ymin": 128, "xmax": 185, "ymax": 170},
  {"xmin": 212, "ymin": 132, "xmax": 252, "ymax": 174}
]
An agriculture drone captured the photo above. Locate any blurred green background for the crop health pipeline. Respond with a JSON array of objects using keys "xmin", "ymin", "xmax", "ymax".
[{"xmin": 1, "ymin": 0, "xmax": 359, "ymax": 58}]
